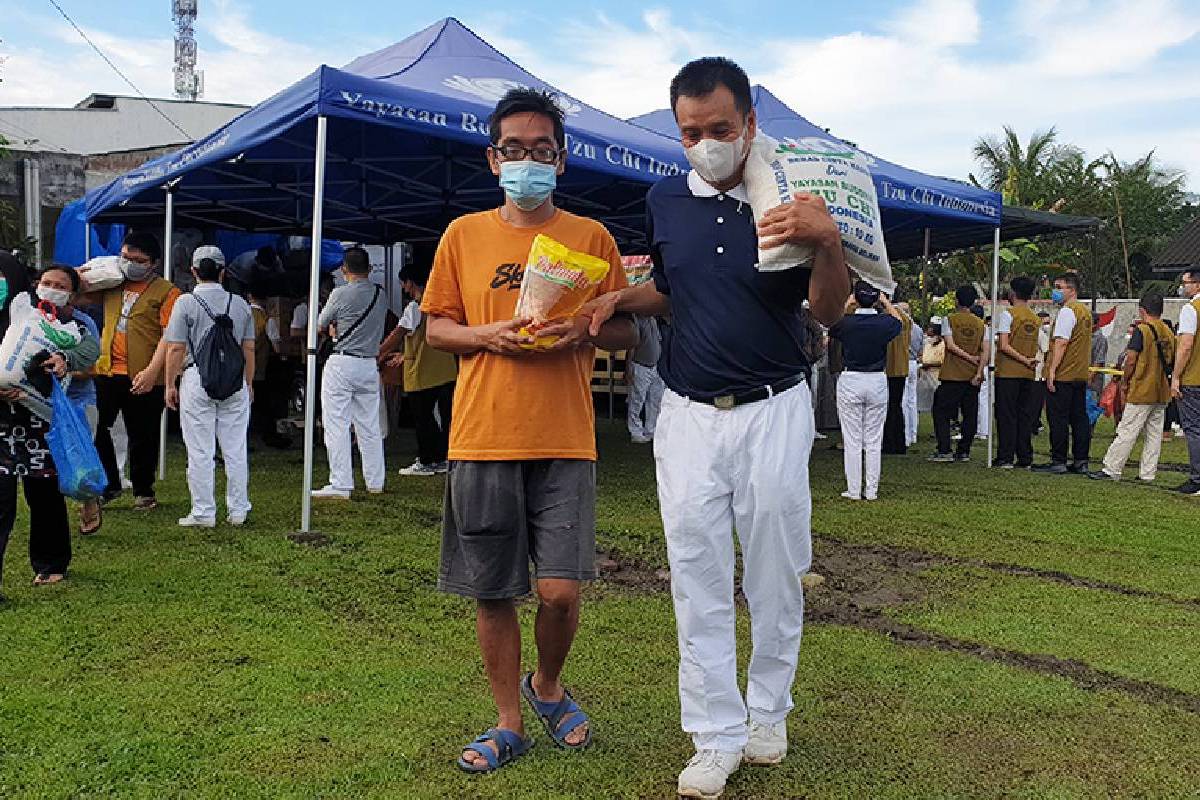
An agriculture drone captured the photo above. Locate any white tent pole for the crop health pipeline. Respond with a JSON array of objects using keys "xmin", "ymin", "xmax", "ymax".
[
  {"xmin": 84, "ymin": 222, "xmax": 92, "ymax": 261},
  {"xmin": 300, "ymin": 116, "xmax": 329, "ymax": 534},
  {"xmin": 988, "ymin": 225, "xmax": 1000, "ymax": 467},
  {"xmin": 158, "ymin": 188, "xmax": 175, "ymax": 481}
]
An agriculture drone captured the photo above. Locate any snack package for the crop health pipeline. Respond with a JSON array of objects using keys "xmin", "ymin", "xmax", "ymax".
[
  {"xmin": 514, "ymin": 234, "xmax": 611, "ymax": 349},
  {"xmin": 744, "ymin": 133, "xmax": 894, "ymax": 294},
  {"xmin": 77, "ymin": 255, "xmax": 127, "ymax": 292},
  {"xmin": 0, "ymin": 292, "xmax": 83, "ymax": 420}
]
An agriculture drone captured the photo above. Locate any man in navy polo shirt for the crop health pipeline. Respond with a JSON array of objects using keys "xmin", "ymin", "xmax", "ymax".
[{"xmin": 588, "ymin": 57, "xmax": 850, "ymax": 800}]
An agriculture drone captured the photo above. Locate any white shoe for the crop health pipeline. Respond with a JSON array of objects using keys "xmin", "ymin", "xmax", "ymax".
[
  {"xmin": 744, "ymin": 720, "xmax": 788, "ymax": 765},
  {"xmin": 120, "ymin": 477, "xmax": 133, "ymax": 490},
  {"xmin": 367, "ymin": 487, "xmax": 384, "ymax": 495},
  {"xmin": 177, "ymin": 515, "xmax": 215, "ymax": 528},
  {"xmin": 228, "ymin": 514, "xmax": 247, "ymax": 527},
  {"xmin": 814, "ymin": 431, "xmax": 827, "ymax": 440},
  {"xmin": 630, "ymin": 434, "xmax": 652, "ymax": 444},
  {"xmin": 840, "ymin": 491, "xmax": 860, "ymax": 501},
  {"xmin": 433, "ymin": 461, "xmax": 450, "ymax": 474},
  {"xmin": 678, "ymin": 750, "xmax": 741, "ymax": 799},
  {"xmin": 311, "ymin": 485, "xmax": 351, "ymax": 500}
]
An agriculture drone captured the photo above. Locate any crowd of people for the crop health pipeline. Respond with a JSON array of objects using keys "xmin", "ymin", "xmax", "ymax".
[{"xmin": 3, "ymin": 53, "xmax": 1200, "ymax": 800}]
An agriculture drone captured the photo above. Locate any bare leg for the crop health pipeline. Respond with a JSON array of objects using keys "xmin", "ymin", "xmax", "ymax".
[
  {"xmin": 462, "ymin": 598, "xmax": 524, "ymax": 768},
  {"xmin": 531, "ymin": 578, "xmax": 588, "ymax": 745}
]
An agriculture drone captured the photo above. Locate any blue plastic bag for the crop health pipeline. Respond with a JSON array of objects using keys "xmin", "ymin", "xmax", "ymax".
[
  {"xmin": 1086, "ymin": 387, "xmax": 1103, "ymax": 426},
  {"xmin": 46, "ymin": 379, "xmax": 106, "ymax": 500}
]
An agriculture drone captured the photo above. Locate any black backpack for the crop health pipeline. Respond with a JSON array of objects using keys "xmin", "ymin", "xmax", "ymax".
[{"xmin": 189, "ymin": 294, "xmax": 246, "ymax": 401}]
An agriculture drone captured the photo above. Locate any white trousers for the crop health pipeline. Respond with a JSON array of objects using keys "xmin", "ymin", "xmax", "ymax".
[
  {"xmin": 836, "ymin": 371, "xmax": 889, "ymax": 499},
  {"xmin": 627, "ymin": 362, "xmax": 665, "ymax": 439},
  {"xmin": 113, "ymin": 413, "xmax": 129, "ymax": 481},
  {"xmin": 655, "ymin": 384, "xmax": 814, "ymax": 753},
  {"xmin": 1102, "ymin": 403, "xmax": 1166, "ymax": 480},
  {"xmin": 322, "ymin": 354, "xmax": 385, "ymax": 491},
  {"xmin": 180, "ymin": 368, "xmax": 251, "ymax": 521},
  {"xmin": 977, "ymin": 378, "xmax": 990, "ymax": 436},
  {"xmin": 903, "ymin": 359, "xmax": 919, "ymax": 445}
]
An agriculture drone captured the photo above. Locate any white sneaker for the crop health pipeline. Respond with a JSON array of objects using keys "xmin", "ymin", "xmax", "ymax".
[
  {"xmin": 678, "ymin": 750, "xmax": 741, "ymax": 799},
  {"xmin": 228, "ymin": 514, "xmax": 247, "ymax": 527},
  {"xmin": 630, "ymin": 434, "xmax": 652, "ymax": 444},
  {"xmin": 433, "ymin": 461, "xmax": 450, "ymax": 474},
  {"xmin": 178, "ymin": 515, "xmax": 215, "ymax": 528},
  {"xmin": 311, "ymin": 485, "xmax": 351, "ymax": 500},
  {"xmin": 367, "ymin": 487, "xmax": 384, "ymax": 495},
  {"xmin": 120, "ymin": 477, "xmax": 133, "ymax": 490},
  {"xmin": 399, "ymin": 461, "xmax": 439, "ymax": 476},
  {"xmin": 814, "ymin": 431, "xmax": 827, "ymax": 440},
  {"xmin": 840, "ymin": 491, "xmax": 860, "ymax": 501},
  {"xmin": 744, "ymin": 720, "xmax": 788, "ymax": 765}
]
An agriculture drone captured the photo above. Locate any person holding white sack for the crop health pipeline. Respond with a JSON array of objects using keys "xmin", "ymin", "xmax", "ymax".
[
  {"xmin": 830, "ymin": 283, "xmax": 902, "ymax": 501},
  {"xmin": 312, "ymin": 247, "xmax": 388, "ymax": 500},
  {"xmin": 163, "ymin": 246, "xmax": 256, "ymax": 528},
  {"xmin": 586, "ymin": 57, "xmax": 859, "ymax": 800}
]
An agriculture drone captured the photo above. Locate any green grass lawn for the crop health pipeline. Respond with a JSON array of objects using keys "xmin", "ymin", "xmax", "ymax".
[{"xmin": 1, "ymin": 415, "xmax": 1198, "ymax": 798}]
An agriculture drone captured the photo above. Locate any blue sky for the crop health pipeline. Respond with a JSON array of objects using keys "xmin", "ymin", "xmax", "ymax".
[{"xmin": 3, "ymin": 0, "xmax": 1199, "ymax": 190}]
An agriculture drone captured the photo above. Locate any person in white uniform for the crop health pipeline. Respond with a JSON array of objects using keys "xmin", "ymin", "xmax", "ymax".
[
  {"xmin": 163, "ymin": 246, "xmax": 256, "ymax": 528},
  {"xmin": 829, "ymin": 284, "xmax": 903, "ymax": 500},
  {"xmin": 312, "ymin": 247, "xmax": 388, "ymax": 499},
  {"xmin": 898, "ymin": 302, "xmax": 923, "ymax": 446},
  {"xmin": 586, "ymin": 57, "xmax": 851, "ymax": 800}
]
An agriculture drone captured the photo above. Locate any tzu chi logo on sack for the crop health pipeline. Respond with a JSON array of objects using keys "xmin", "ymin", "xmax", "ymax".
[{"xmin": 442, "ymin": 76, "xmax": 583, "ymax": 116}]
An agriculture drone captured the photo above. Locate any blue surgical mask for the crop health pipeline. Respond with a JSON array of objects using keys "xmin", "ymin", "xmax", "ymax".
[
  {"xmin": 499, "ymin": 161, "xmax": 557, "ymax": 211},
  {"xmin": 1050, "ymin": 289, "xmax": 1065, "ymax": 304}
]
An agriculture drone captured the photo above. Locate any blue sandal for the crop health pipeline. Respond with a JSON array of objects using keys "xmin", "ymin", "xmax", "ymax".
[
  {"xmin": 520, "ymin": 672, "xmax": 593, "ymax": 750},
  {"xmin": 456, "ymin": 727, "xmax": 534, "ymax": 774}
]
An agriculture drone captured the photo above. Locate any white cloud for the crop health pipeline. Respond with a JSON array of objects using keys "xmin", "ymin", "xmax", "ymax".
[{"xmin": 888, "ymin": 0, "xmax": 981, "ymax": 47}]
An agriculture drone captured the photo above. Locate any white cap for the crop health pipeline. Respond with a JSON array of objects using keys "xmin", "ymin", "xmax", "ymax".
[
  {"xmin": 930, "ymin": 315, "xmax": 943, "ymax": 326},
  {"xmin": 192, "ymin": 245, "xmax": 226, "ymax": 269}
]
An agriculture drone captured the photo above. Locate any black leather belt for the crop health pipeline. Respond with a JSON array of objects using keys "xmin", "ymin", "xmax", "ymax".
[
  {"xmin": 332, "ymin": 351, "xmax": 374, "ymax": 359},
  {"xmin": 693, "ymin": 374, "xmax": 806, "ymax": 410}
]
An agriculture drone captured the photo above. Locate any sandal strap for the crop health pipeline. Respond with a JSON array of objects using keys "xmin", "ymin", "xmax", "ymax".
[{"xmin": 461, "ymin": 727, "xmax": 524, "ymax": 769}]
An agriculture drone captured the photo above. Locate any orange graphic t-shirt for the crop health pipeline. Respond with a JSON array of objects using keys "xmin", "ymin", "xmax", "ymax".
[{"xmin": 421, "ymin": 209, "xmax": 627, "ymax": 461}]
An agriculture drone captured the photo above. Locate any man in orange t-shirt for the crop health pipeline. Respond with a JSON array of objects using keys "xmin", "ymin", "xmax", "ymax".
[
  {"xmin": 422, "ymin": 88, "xmax": 635, "ymax": 774},
  {"xmin": 91, "ymin": 231, "xmax": 181, "ymax": 510}
]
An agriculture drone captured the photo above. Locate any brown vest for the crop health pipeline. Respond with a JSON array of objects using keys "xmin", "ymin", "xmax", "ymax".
[
  {"xmin": 1182, "ymin": 297, "xmax": 1200, "ymax": 387},
  {"xmin": 940, "ymin": 311, "xmax": 985, "ymax": 382},
  {"xmin": 96, "ymin": 278, "xmax": 175, "ymax": 381},
  {"xmin": 1057, "ymin": 301, "xmax": 1092, "ymax": 382},
  {"xmin": 996, "ymin": 305, "xmax": 1040, "ymax": 379},
  {"xmin": 1126, "ymin": 319, "xmax": 1174, "ymax": 405},
  {"xmin": 885, "ymin": 312, "xmax": 912, "ymax": 378},
  {"xmin": 404, "ymin": 315, "xmax": 458, "ymax": 392}
]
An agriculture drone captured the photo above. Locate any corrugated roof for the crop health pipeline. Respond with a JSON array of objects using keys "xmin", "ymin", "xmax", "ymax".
[{"xmin": 1151, "ymin": 216, "xmax": 1200, "ymax": 272}]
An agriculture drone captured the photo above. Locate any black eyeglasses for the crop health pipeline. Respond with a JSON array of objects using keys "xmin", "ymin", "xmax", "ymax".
[{"xmin": 491, "ymin": 144, "xmax": 562, "ymax": 164}]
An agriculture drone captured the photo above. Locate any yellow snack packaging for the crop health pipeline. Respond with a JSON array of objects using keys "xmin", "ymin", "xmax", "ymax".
[{"xmin": 514, "ymin": 234, "xmax": 611, "ymax": 349}]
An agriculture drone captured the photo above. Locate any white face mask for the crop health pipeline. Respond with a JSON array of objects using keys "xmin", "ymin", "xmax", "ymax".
[
  {"xmin": 37, "ymin": 285, "xmax": 71, "ymax": 308},
  {"xmin": 685, "ymin": 129, "xmax": 748, "ymax": 185}
]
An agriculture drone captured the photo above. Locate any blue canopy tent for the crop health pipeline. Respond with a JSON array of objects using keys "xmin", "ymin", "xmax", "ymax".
[
  {"xmin": 84, "ymin": 17, "xmax": 689, "ymax": 532},
  {"xmin": 53, "ymin": 195, "xmax": 125, "ymax": 266}
]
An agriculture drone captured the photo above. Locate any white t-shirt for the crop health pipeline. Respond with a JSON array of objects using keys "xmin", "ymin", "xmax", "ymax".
[
  {"xmin": 290, "ymin": 303, "xmax": 308, "ymax": 332},
  {"xmin": 1053, "ymin": 307, "xmax": 1076, "ymax": 339},
  {"xmin": 994, "ymin": 308, "xmax": 1013, "ymax": 335},
  {"xmin": 940, "ymin": 317, "xmax": 953, "ymax": 338},
  {"xmin": 1179, "ymin": 302, "xmax": 1198, "ymax": 336},
  {"xmin": 398, "ymin": 299, "xmax": 422, "ymax": 333}
]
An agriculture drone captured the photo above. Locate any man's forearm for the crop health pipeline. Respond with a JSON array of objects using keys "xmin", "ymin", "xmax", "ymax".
[
  {"xmin": 590, "ymin": 317, "xmax": 637, "ymax": 352},
  {"xmin": 1174, "ymin": 334, "xmax": 1194, "ymax": 376},
  {"xmin": 1122, "ymin": 351, "xmax": 1138, "ymax": 385},
  {"xmin": 614, "ymin": 281, "xmax": 671, "ymax": 318},
  {"xmin": 164, "ymin": 344, "xmax": 186, "ymax": 388},
  {"xmin": 146, "ymin": 338, "xmax": 169, "ymax": 378},
  {"xmin": 243, "ymin": 342, "xmax": 256, "ymax": 386},
  {"xmin": 807, "ymin": 242, "xmax": 851, "ymax": 327},
  {"xmin": 1048, "ymin": 339, "xmax": 1068, "ymax": 374},
  {"xmin": 998, "ymin": 335, "xmax": 1025, "ymax": 364},
  {"xmin": 427, "ymin": 316, "xmax": 489, "ymax": 355}
]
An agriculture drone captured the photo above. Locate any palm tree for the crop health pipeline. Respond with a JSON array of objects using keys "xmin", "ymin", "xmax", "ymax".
[{"xmin": 970, "ymin": 126, "xmax": 1060, "ymax": 207}]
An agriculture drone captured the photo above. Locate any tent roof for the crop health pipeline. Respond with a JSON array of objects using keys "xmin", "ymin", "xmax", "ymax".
[
  {"xmin": 86, "ymin": 18, "xmax": 688, "ymax": 247},
  {"xmin": 1151, "ymin": 216, "xmax": 1200, "ymax": 273},
  {"xmin": 629, "ymin": 86, "xmax": 1003, "ymax": 258},
  {"xmin": 895, "ymin": 204, "xmax": 1099, "ymax": 261}
]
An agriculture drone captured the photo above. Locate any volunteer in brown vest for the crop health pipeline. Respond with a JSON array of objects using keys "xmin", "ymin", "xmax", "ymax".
[
  {"xmin": 881, "ymin": 302, "xmax": 913, "ymax": 455},
  {"xmin": 929, "ymin": 286, "xmax": 988, "ymax": 462},
  {"xmin": 91, "ymin": 231, "xmax": 182, "ymax": 510},
  {"xmin": 1034, "ymin": 272, "xmax": 1093, "ymax": 474},
  {"xmin": 1171, "ymin": 268, "xmax": 1200, "ymax": 495},
  {"xmin": 993, "ymin": 276, "xmax": 1040, "ymax": 468},
  {"xmin": 247, "ymin": 285, "xmax": 291, "ymax": 449},
  {"xmin": 1091, "ymin": 292, "xmax": 1174, "ymax": 482}
]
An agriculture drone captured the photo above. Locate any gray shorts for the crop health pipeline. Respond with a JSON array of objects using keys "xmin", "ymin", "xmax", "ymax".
[{"xmin": 438, "ymin": 460, "xmax": 597, "ymax": 600}]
